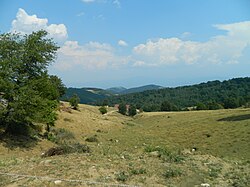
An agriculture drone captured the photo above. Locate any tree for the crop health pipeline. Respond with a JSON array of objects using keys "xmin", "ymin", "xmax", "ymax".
[
  {"xmin": 196, "ymin": 102, "xmax": 207, "ymax": 110},
  {"xmin": 223, "ymin": 97, "xmax": 239, "ymax": 109},
  {"xmin": 161, "ymin": 100, "xmax": 177, "ymax": 111},
  {"xmin": 49, "ymin": 75, "xmax": 66, "ymax": 98},
  {"xmin": 118, "ymin": 103, "xmax": 127, "ymax": 115},
  {"xmin": 69, "ymin": 94, "xmax": 80, "ymax": 110},
  {"xmin": 0, "ymin": 30, "xmax": 60, "ymax": 135},
  {"xmin": 128, "ymin": 105, "xmax": 137, "ymax": 116}
]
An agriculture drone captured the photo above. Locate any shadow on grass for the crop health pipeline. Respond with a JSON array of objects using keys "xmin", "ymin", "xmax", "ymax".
[
  {"xmin": 0, "ymin": 132, "xmax": 39, "ymax": 150},
  {"xmin": 218, "ymin": 114, "xmax": 250, "ymax": 122}
]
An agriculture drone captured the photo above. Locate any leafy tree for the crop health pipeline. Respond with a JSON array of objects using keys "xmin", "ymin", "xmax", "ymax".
[
  {"xmin": 118, "ymin": 103, "xmax": 127, "ymax": 115},
  {"xmin": 99, "ymin": 106, "xmax": 107, "ymax": 114},
  {"xmin": 224, "ymin": 97, "xmax": 239, "ymax": 109},
  {"xmin": 69, "ymin": 94, "xmax": 80, "ymax": 110},
  {"xmin": 128, "ymin": 105, "xmax": 137, "ymax": 116},
  {"xmin": 161, "ymin": 100, "xmax": 178, "ymax": 111},
  {"xmin": 0, "ymin": 30, "xmax": 60, "ymax": 135},
  {"xmin": 196, "ymin": 102, "xmax": 207, "ymax": 110},
  {"xmin": 49, "ymin": 75, "xmax": 66, "ymax": 98},
  {"xmin": 207, "ymin": 102, "xmax": 224, "ymax": 110}
]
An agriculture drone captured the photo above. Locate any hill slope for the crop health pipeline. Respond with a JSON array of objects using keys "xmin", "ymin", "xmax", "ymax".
[
  {"xmin": 0, "ymin": 105, "xmax": 249, "ymax": 186},
  {"xmin": 105, "ymin": 77, "xmax": 250, "ymax": 111},
  {"xmin": 120, "ymin": 84, "xmax": 163, "ymax": 94},
  {"xmin": 61, "ymin": 87, "xmax": 113, "ymax": 104}
]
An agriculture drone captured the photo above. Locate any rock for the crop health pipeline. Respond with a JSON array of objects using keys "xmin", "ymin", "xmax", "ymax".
[
  {"xmin": 54, "ymin": 180, "xmax": 62, "ymax": 185},
  {"xmin": 149, "ymin": 151, "xmax": 160, "ymax": 157},
  {"xmin": 201, "ymin": 183, "xmax": 210, "ymax": 187}
]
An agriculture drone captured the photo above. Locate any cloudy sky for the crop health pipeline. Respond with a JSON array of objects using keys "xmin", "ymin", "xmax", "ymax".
[{"xmin": 1, "ymin": 0, "xmax": 250, "ymax": 88}]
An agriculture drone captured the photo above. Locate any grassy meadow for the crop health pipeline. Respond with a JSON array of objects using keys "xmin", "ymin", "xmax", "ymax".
[{"xmin": 0, "ymin": 103, "xmax": 249, "ymax": 186}]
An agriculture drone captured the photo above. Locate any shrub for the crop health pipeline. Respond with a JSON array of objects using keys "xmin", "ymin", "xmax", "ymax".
[
  {"xmin": 42, "ymin": 143, "xmax": 90, "ymax": 157},
  {"xmin": 116, "ymin": 171, "xmax": 129, "ymax": 182},
  {"xmin": 163, "ymin": 167, "xmax": 182, "ymax": 178},
  {"xmin": 128, "ymin": 105, "xmax": 137, "ymax": 116},
  {"xmin": 85, "ymin": 136, "xmax": 98, "ymax": 142},
  {"xmin": 48, "ymin": 128, "xmax": 75, "ymax": 144},
  {"xmin": 130, "ymin": 168, "xmax": 146, "ymax": 175},
  {"xmin": 69, "ymin": 94, "xmax": 80, "ymax": 110},
  {"xmin": 99, "ymin": 106, "xmax": 107, "ymax": 114},
  {"xmin": 118, "ymin": 103, "xmax": 127, "ymax": 115},
  {"xmin": 144, "ymin": 146, "xmax": 185, "ymax": 163}
]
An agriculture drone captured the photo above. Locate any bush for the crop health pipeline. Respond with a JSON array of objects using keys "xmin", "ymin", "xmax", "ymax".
[
  {"xmin": 99, "ymin": 106, "xmax": 107, "ymax": 114},
  {"xmin": 85, "ymin": 136, "xmax": 98, "ymax": 142},
  {"xmin": 144, "ymin": 146, "xmax": 184, "ymax": 163},
  {"xmin": 69, "ymin": 94, "xmax": 80, "ymax": 110},
  {"xmin": 118, "ymin": 103, "xmax": 127, "ymax": 115},
  {"xmin": 42, "ymin": 143, "xmax": 90, "ymax": 157},
  {"xmin": 163, "ymin": 167, "xmax": 182, "ymax": 178},
  {"xmin": 116, "ymin": 171, "xmax": 129, "ymax": 182},
  {"xmin": 128, "ymin": 105, "xmax": 137, "ymax": 116},
  {"xmin": 47, "ymin": 128, "xmax": 75, "ymax": 144},
  {"xmin": 161, "ymin": 101, "xmax": 178, "ymax": 111}
]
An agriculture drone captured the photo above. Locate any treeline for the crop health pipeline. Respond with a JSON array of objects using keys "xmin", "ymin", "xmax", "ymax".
[{"xmin": 99, "ymin": 78, "xmax": 250, "ymax": 112}]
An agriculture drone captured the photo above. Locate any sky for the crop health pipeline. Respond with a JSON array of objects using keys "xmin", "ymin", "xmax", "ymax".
[{"xmin": 0, "ymin": 0, "xmax": 250, "ymax": 88}]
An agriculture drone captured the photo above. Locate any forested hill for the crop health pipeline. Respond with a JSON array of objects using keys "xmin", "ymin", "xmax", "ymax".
[{"xmin": 103, "ymin": 77, "xmax": 250, "ymax": 111}]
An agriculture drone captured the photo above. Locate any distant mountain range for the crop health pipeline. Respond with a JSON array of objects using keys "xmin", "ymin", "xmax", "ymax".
[
  {"xmin": 107, "ymin": 84, "xmax": 163, "ymax": 95},
  {"xmin": 61, "ymin": 84, "xmax": 163, "ymax": 104}
]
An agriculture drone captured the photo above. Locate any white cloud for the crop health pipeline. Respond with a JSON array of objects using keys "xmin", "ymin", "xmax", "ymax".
[
  {"xmin": 133, "ymin": 21, "xmax": 250, "ymax": 66},
  {"xmin": 180, "ymin": 32, "xmax": 191, "ymax": 39},
  {"xmin": 81, "ymin": 0, "xmax": 95, "ymax": 3},
  {"xmin": 11, "ymin": 8, "xmax": 68, "ymax": 42},
  {"xmin": 113, "ymin": 0, "xmax": 121, "ymax": 8},
  {"xmin": 77, "ymin": 12, "xmax": 85, "ymax": 17},
  {"xmin": 55, "ymin": 40, "xmax": 129, "ymax": 70},
  {"xmin": 118, "ymin": 40, "xmax": 128, "ymax": 47}
]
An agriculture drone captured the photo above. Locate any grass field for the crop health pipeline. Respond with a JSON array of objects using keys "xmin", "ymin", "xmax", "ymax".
[{"xmin": 0, "ymin": 103, "xmax": 249, "ymax": 186}]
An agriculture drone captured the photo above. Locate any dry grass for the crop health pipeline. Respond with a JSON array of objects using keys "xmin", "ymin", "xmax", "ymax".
[{"xmin": 0, "ymin": 103, "xmax": 249, "ymax": 186}]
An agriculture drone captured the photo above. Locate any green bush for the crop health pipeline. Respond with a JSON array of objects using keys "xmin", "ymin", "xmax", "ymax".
[
  {"xmin": 116, "ymin": 171, "xmax": 129, "ymax": 182},
  {"xmin": 128, "ymin": 105, "xmax": 137, "ymax": 116},
  {"xmin": 163, "ymin": 167, "xmax": 182, "ymax": 178},
  {"xmin": 99, "ymin": 106, "xmax": 107, "ymax": 114},
  {"xmin": 85, "ymin": 136, "xmax": 98, "ymax": 142},
  {"xmin": 48, "ymin": 128, "xmax": 75, "ymax": 144},
  {"xmin": 69, "ymin": 94, "xmax": 80, "ymax": 110}
]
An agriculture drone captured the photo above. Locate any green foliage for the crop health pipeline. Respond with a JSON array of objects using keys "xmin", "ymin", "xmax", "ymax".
[
  {"xmin": 69, "ymin": 94, "xmax": 80, "ymax": 110},
  {"xmin": 118, "ymin": 103, "xmax": 127, "ymax": 115},
  {"xmin": 163, "ymin": 167, "xmax": 182, "ymax": 178},
  {"xmin": 0, "ymin": 30, "xmax": 61, "ymax": 135},
  {"xmin": 49, "ymin": 75, "xmax": 66, "ymax": 98},
  {"xmin": 49, "ymin": 128, "xmax": 75, "ymax": 144},
  {"xmin": 196, "ymin": 102, "xmax": 207, "ymax": 110},
  {"xmin": 145, "ymin": 146, "xmax": 185, "ymax": 163},
  {"xmin": 115, "ymin": 171, "xmax": 129, "ymax": 182},
  {"xmin": 224, "ymin": 97, "xmax": 239, "ymax": 109},
  {"xmin": 161, "ymin": 100, "xmax": 178, "ymax": 111},
  {"xmin": 99, "ymin": 106, "xmax": 107, "ymax": 114},
  {"xmin": 129, "ymin": 168, "xmax": 146, "ymax": 175},
  {"xmin": 128, "ymin": 105, "xmax": 137, "ymax": 116},
  {"xmin": 85, "ymin": 136, "xmax": 98, "ymax": 142},
  {"xmin": 104, "ymin": 78, "xmax": 250, "ymax": 111}
]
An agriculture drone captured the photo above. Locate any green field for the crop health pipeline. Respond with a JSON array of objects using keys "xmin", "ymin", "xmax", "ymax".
[{"xmin": 0, "ymin": 104, "xmax": 249, "ymax": 186}]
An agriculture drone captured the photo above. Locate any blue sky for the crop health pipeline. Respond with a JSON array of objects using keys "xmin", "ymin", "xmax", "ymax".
[{"xmin": 1, "ymin": 0, "xmax": 250, "ymax": 88}]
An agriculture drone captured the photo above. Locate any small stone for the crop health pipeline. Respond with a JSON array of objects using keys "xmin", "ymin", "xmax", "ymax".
[
  {"xmin": 121, "ymin": 155, "xmax": 125, "ymax": 159},
  {"xmin": 115, "ymin": 139, "xmax": 119, "ymax": 143},
  {"xmin": 54, "ymin": 180, "xmax": 62, "ymax": 185},
  {"xmin": 149, "ymin": 151, "xmax": 160, "ymax": 157},
  {"xmin": 201, "ymin": 183, "xmax": 210, "ymax": 187}
]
